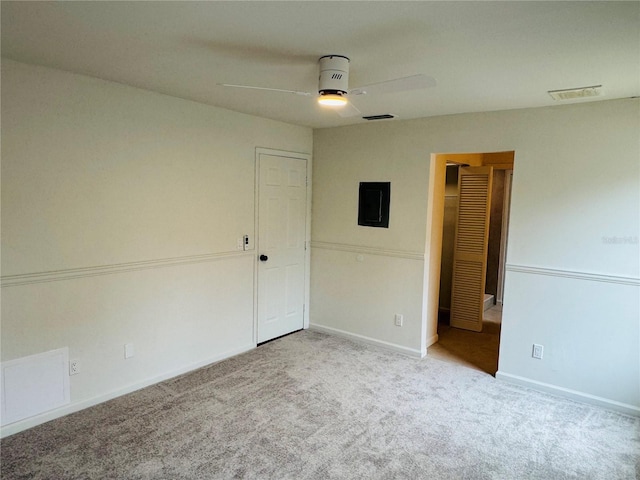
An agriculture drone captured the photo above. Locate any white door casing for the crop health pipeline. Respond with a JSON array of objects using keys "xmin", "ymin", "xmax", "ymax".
[
  {"xmin": 256, "ymin": 151, "xmax": 309, "ymax": 343},
  {"xmin": 496, "ymin": 170, "xmax": 513, "ymax": 305}
]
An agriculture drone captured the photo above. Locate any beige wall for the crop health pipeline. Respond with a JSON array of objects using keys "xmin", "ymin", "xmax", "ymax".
[
  {"xmin": 485, "ymin": 170, "xmax": 505, "ymax": 298},
  {"xmin": 438, "ymin": 167, "xmax": 459, "ymax": 311},
  {"xmin": 1, "ymin": 59, "xmax": 312, "ymax": 434},
  {"xmin": 311, "ymin": 98, "xmax": 640, "ymax": 413}
]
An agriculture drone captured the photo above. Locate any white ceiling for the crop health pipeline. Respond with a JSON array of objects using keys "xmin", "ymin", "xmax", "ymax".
[{"xmin": 2, "ymin": 1, "xmax": 639, "ymax": 129}]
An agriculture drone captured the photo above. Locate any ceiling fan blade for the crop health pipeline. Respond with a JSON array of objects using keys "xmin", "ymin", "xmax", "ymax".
[
  {"xmin": 336, "ymin": 101, "xmax": 362, "ymax": 118},
  {"xmin": 349, "ymin": 74, "xmax": 436, "ymax": 96},
  {"xmin": 218, "ymin": 83, "xmax": 312, "ymax": 96}
]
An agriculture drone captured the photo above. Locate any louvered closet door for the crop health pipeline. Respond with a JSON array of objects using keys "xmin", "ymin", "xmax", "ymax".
[{"xmin": 450, "ymin": 166, "xmax": 493, "ymax": 332}]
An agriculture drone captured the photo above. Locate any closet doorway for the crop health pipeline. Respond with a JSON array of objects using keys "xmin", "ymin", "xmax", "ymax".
[{"xmin": 426, "ymin": 152, "xmax": 514, "ymax": 375}]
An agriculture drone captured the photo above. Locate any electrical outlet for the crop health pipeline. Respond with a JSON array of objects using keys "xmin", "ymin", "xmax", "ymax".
[
  {"xmin": 532, "ymin": 344, "xmax": 544, "ymax": 359},
  {"xmin": 69, "ymin": 359, "xmax": 80, "ymax": 375},
  {"xmin": 124, "ymin": 343, "xmax": 135, "ymax": 359},
  {"xmin": 394, "ymin": 314, "xmax": 403, "ymax": 327}
]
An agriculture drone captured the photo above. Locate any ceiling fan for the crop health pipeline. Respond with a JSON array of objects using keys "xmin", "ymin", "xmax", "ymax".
[{"xmin": 219, "ymin": 55, "xmax": 436, "ymax": 118}]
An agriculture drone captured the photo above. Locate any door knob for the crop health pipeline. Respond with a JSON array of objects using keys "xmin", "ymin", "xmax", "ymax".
[{"xmin": 259, "ymin": 254, "xmax": 268, "ymax": 262}]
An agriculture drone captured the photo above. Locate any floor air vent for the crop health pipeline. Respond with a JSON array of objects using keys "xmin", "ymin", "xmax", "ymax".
[{"xmin": 363, "ymin": 114, "xmax": 396, "ymax": 121}]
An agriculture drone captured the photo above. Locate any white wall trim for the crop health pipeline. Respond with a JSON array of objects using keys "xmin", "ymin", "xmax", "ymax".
[
  {"xmin": 426, "ymin": 334, "xmax": 439, "ymax": 349},
  {"xmin": 1, "ymin": 251, "xmax": 252, "ymax": 288},
  {"xmin": 311, "ymin": 241, "xmax": 425, "ymax": 261},
  {"xmin": 0, "ymin": 343, "xmax": 255, "ymax": 438},
  {"xmin": 310, "ymin": 323, "xmax": 426, "ymax": 358},
  {"xmin": 496, "ymin": 370, "xmax": 640, "ymax": 417},
  {"xmin": 505, "ymin": 264, "xmax": 640, "ymax": 286}
]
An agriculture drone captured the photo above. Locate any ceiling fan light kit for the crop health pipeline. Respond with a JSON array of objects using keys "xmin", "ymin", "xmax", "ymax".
[
  {"xmin": 317, "ymin": 55, "xmax": 350, "ymax": 107},
  {"xmin": 317, "ymin": 92, "xmax": 348, "ymax": 106}
]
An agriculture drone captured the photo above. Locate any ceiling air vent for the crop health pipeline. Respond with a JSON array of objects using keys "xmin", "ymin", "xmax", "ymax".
[
  {"xmin": 548, "ymin": 85, "xmax": 602, "ymax": 101},
  {"xmin": 363, "ymin": 114, "xmax": 397, "ymax": 121}
]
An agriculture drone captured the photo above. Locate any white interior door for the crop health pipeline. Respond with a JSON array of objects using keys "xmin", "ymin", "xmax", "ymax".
[
  {"xmin": 450, "ymin": 166, "xmax": 493, "ymax": 332},
  {"xmin": 257, "ymin": 153, "xmax": 308, "ymax": 343}
]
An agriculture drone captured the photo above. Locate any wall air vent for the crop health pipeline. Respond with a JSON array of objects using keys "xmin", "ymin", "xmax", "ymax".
[
  {"xmin": 363, "ymin": 114, "xmax": 397, "ymax": 121},
  {"xmin": 548, "ymin": 85, "xmax": 602, "ymax": 101}
]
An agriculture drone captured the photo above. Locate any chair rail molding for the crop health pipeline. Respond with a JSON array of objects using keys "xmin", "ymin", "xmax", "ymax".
[
  {"xmin": 505, "ymin": 264, "xmax": 640, "ymax": 287},
  {"xmin": 311, "ymin": 241, "xmax": 425, "ymax": 261},
  {"xmin": 1, "ymin": 251, "xmax": 252, "ymax": 288}
]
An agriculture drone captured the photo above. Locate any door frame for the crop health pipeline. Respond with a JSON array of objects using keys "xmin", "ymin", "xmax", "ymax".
[
  {"xmin": 253, "ymin": 148, "xmax": 312, "ymax": 345},
  {"xmin": 496, "ymin": 170, "xmax": 513, "ymax": 305},
  {"xmin": 424, "ymin": 151, "xmax": 514, "ymax": 350}
]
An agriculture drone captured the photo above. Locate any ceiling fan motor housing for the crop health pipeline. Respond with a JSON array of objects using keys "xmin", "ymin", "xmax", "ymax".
[{"xmin": 318, "ymin": 55, "xmax": 350, "ymax": 96}]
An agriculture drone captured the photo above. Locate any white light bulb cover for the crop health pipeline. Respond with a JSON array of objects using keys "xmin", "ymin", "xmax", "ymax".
[{"xmin": 318, "ymin": 93, "xmax": 348, "ymax": 106}]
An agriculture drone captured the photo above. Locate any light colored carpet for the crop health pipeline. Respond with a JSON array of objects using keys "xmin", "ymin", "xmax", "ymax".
[{"xmin": 2, "ymin": 330, "xmax": 638, "ymax": 479}]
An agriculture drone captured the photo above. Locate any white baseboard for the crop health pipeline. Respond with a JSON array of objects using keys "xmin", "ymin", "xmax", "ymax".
[
  {"xmin": 0, "ymin": 343, "xmax": 255, "ymax": 438},
  {"xmin": 310, "ymin": 323, "xmax": 425, "ymax": 358},
  {"xmin": 496, "ymin": 371, "xmax": 640, "ymax": 417},
  {"xmin": 426, "ymin": 334, "xmax": 439, "ymax": 348}
]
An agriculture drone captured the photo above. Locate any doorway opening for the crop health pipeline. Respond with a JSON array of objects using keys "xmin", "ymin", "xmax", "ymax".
[{"xmin": 424, "ymin": 152, "xmax": 514, "ymax": 375}]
